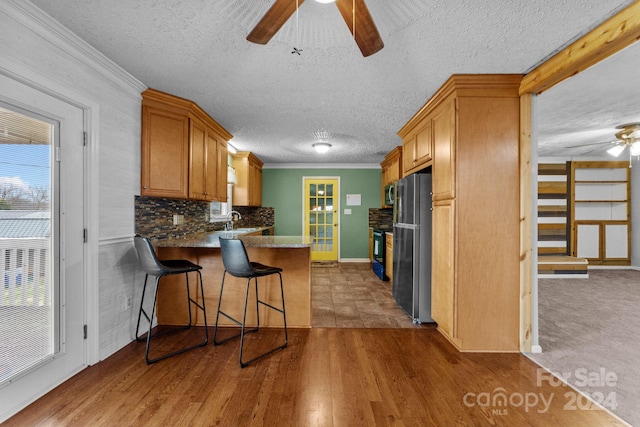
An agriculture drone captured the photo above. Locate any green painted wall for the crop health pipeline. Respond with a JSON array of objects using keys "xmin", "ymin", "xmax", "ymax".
[{"xmin": 262, "ymin": 168, "xmax": 381, "ymax": 260}]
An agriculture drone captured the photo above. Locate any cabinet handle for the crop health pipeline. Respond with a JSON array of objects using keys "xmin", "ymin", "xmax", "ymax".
[{"xmin": 143, "ymin": 186, "xmax": 148, "ymax": 189}]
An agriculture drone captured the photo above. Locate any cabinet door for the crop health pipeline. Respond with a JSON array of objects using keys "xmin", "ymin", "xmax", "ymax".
[
  {"xmin": 257, "ymin": 167, "xmax": 263, "ymax": 205},
  {"xmin": 432, "ymin": 199, "xmax": 455, "ymax": 338},
  {"xmin": 380, "ymin": 161, "xmax": 390, "ymax": 206},
  {"xmin": 141, "ymin": 105, "xmax": 189, "ymax": 198},
  {"xmin": 432, "ymin": 98, "xmax": 455, "ymax": 200},
  {"xmin": 415, "ymin": 121, "xmax": 432, "ymax": 165},
  {"xmin": 204, "ymin": 129, "xmax": 218, "ymax": 201},
  {"xmin": 385, "ymin": 233, "xmax": 393, "ymax": 283},
  {"xmin": 216, "ymin": 139, "xmax": 228, "ymax": 202},
  {"xmin": 605, "ymin": 224, "xmax": 629, "ymax": 259},
  {"xmin": 403, "ymin": 136, "xmax": 416, "ymax": 175},
  {"xmin": 575, "ymin": 223, "xmax": 600, "ymax": 259},
  {"xmin": 189, "ymin": 119, "xmax": 207, "ymax": 200},
  {"xmin": 250, "ymin": 161, "xmax": 262, "ymax": 206}
]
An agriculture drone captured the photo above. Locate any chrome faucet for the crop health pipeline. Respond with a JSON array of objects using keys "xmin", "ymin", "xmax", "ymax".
[{"xmin": 225, "ymin": 210, "xmax": 242, "ymax": 230}]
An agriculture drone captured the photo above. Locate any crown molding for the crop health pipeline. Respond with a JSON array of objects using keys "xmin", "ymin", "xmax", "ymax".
[
  {"xmin": 262, "ymin": 163, "xmax": 381, "ymax": 169},
  {"xmin": 2, "ymin": 0, "xmax": 146, "ymax": 96}
]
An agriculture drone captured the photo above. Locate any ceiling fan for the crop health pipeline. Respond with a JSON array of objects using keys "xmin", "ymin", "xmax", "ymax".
[
  {"xmin": 606, "ymin": 122, "xmax": 640, "ymax": 161},
  {"xmin": 247, "ymin": 0, "xmax": 384, "ymax": 57},
  {"xmin": 563, "ymin": 122, "xmax": 640, "ymax": 165}
]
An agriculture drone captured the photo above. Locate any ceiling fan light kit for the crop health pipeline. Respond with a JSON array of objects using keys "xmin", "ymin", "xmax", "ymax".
[
  {"xmin": 607, "ymin": 122, "xmax": 640, "ymax": 165},
  {"xmin": 607, "ymin": 144, "xmax": 626, "ymax": 157}
]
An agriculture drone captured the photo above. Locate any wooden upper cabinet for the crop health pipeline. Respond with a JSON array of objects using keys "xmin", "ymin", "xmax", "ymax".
[
  {"xmin": 399, "ymin": 112, "xmax": 433, "ymax": 176},
  {"xmin": 232, "ymin": 151, "xmax": 263, "ymax": 207},
  {"xmin": 141, "ymin": 104, "xmax": 190, "ymax": 199},
  {"xmin": 190, "ymin": 122, "xmax": 226, "ymax": 202},
  {"xmin": 141, "ymin": 88, "xmax": 232, "ymax": 202},
  {"xmin": 380, "ymin": 146, "xmax": 402, "ymax": 207},
  {"xmin": 188, "ymin": 118, "xmax": 207, "ymax": 200},
  {"xmin": 431, "ymin": 98, "xmax": 455, "ymax": 201},
  {"xmin": 216, "ymin": 139, "xmax": 228, "ymax": 202},
  {"xmin": 402, "ymin": 136, "xmax": 416, "ymax": 174},
  {"xmin": 415, "ymin": 121, "xmax": 433, "ymax": 166}
]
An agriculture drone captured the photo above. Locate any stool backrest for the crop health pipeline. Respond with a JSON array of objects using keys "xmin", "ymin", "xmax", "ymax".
[
  {"xmin": 219, "ymin": 237, "xmax": 254, "ymax": 277},
  {"xmin": 134, "ymin": 236, "xmax": 167, "ymax": 276}
]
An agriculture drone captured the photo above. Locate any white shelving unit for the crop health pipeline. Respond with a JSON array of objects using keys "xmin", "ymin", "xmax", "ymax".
[{"xmin": 570, "ymin": 161, "xmax": 631, "ymax": 265}]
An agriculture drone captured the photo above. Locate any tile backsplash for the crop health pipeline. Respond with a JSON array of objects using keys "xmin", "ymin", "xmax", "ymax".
[
  {"xmin": 135, "ymin": 196, "xmax": 274, "ymax": 240},
  {"xmin": 369, "ymin": 208, "xmax": 393, "ymax": 230}
]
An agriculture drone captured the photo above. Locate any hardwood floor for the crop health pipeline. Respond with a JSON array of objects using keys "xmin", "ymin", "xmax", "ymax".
[
  {"xmin": 5, "ymin": 263, "xmax": 624, "ymax": 426},
  {"xmin": 5, "ymin": 327, "xmax": 623, "ymax": 426}
]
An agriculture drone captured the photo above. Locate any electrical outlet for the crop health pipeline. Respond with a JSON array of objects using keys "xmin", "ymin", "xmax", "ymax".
[
  {"xmin": 126, "ymin": 296, "xmax": 132, "ymax": 309},
  {"xmin": 172, "ymin": 214, "xmax": 184, "ymax": 225}
]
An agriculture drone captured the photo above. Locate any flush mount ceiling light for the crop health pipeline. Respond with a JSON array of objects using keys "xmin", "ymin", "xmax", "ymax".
[
  {"xmin": 310, "ymin": 130, "xmax": 333, "ymax": 153},
  {"xmin": 314, "ymin": 0, "xmax": 336, "ymax": 3},
  {"xmin": 607, "ymin": 122, "xmax": 640, "ymax": 166},
  {"xmin": 312, "ymin": 142, "xmax": 332, "ymax": 153}
]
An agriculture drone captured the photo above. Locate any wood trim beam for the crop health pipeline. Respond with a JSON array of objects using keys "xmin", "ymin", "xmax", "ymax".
[
  {"xmin": 520, "ymin": 1, "xmax": 640, "ymax": 95},
  {"xmin": 519, "ymin": 93, "xmax": 533, "ymax": 352}
]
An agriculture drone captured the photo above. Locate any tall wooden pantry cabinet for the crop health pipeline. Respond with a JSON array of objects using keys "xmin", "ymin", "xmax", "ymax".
[{"xmin": 398, "ymin": 75, "xmax": 522, "ymax": 352}]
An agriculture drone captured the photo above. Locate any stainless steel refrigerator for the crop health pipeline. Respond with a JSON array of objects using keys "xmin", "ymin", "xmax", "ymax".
[{"xmin": 392, "ymin": 173, "xmax": 433, "ymax": 323}]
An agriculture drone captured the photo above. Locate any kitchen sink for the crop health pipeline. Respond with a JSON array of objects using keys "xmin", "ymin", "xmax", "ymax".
[{"xmin": 212, "ymin": 227, "xmax": 259, "ymax": 237}]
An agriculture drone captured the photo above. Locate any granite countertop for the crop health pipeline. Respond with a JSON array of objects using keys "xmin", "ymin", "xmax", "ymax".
[{"xmin": 156, "ymin": 230, "xmax": 311, "ymax": 249}]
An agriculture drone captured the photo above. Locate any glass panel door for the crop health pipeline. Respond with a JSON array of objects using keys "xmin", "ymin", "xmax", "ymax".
[
  {"xmin": 0, "ymin": 106, "xmax": 55, "ymax": 383},
  {"xmin": 0, "ymin": 73, "xmax": 85, "ymax": 422},
  {"xmin": 304, "ymin": 178, "xmax": 339, "ymax": 261}
]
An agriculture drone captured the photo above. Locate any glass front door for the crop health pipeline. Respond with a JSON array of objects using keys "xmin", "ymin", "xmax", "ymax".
[
  {"xmin": 304, "ymin": 178, "xmax": 339, "ymax": 261},
  {"xmin": 0, "ymin": 74, "xmax": 85, "ymax": 421}
]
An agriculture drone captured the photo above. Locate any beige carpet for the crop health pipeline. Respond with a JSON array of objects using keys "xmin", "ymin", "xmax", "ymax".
[{"xmin": 527, "ymin": 269, "xmax": 640, "ymax": 427}]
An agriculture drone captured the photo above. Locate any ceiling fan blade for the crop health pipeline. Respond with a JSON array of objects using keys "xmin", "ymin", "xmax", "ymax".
[
  {"xmin": 247, "ymin": 0, "xmax": 305, "ymax": 45},
  {"xmin": 335, "ymin": 0, "xmax": 384, "ymax": 57},
  {"xmin": 563, "ymin": 141, "xmax": 612, "ymax": 148}
]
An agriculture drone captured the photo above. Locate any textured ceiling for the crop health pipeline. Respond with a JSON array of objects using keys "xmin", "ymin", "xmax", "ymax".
[
  {"xmin": 537, "ymin": 40, "xmax": 640, "ymax": 158},
  {"xmin": 29, "ymin": 0, "xmax": 637, "ymax": 165}
]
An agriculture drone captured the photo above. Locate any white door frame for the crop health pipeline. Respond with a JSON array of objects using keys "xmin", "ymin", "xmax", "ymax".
[{"xmin": 0, "ymin": 66, "xmax": 100, "ymax": 419}]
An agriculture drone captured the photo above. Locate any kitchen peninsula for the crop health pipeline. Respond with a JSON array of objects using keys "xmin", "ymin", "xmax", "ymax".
[{"xmin": 154, "ymin": 231, "xmax": 312, "ymax": 328}]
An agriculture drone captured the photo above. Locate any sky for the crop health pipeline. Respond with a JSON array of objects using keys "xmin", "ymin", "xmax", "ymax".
[{"xmin": 0, "ymin": 144, "xmax": 51, "ymax": 192}]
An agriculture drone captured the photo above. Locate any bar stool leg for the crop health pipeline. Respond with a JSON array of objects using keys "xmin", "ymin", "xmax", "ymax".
[{"xmin": 135, "ymin": 274, "xmax": 151, "ymax": 342}]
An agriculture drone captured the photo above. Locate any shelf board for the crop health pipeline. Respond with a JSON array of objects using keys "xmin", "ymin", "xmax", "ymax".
[
  {"xmin": 574, "ymin": 200, "xmax": 628, "ymax": 203},
  {"xmin": 574, "ymin": 180, "xmax": 627, "ymax": 184}
]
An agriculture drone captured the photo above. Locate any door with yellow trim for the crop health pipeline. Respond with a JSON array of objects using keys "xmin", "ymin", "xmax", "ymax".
[{"xmin": 304, "ymin": 178, "xmax": 339, "ymax": 261}]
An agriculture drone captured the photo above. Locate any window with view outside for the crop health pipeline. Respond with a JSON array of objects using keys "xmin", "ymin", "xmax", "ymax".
[{"xmin": 0, "ymin": 105, "xmax": 55, "ymax": 384}]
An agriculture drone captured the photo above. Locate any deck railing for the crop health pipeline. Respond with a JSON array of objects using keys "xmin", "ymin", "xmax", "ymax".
[{"xmin": 1, "ymin": 238, "xmax": 51, "ymax": 307}]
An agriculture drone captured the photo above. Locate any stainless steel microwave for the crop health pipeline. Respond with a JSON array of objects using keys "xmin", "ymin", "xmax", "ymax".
[{"xmin": 384, "ymin": 182, "xmax": 395, "ymax": 206}]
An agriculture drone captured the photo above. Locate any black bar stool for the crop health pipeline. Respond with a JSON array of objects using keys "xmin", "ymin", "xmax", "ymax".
[
  {"xmin": 133, "ymin": 236, "xmax": 208, "ymax": 364},
  {"xmin": 213, "ymin": 237, "xmax": 287, "ymax": 367}
]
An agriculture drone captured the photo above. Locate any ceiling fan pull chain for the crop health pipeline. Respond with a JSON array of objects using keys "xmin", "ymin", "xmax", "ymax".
[{"xmin": 292, "ymin": 0, "xmax": 303, "ymax": 55}]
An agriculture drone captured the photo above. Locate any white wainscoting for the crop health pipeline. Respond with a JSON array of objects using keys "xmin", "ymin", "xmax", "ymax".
[{"xmin": 98, "ymin": 236, "xmax": 142, "ymax": 360}]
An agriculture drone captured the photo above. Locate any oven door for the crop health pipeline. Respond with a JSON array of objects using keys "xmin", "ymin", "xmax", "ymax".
[{"xmin": 372, "ymin": 229, "xmax": 385, "ymax": 262}]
